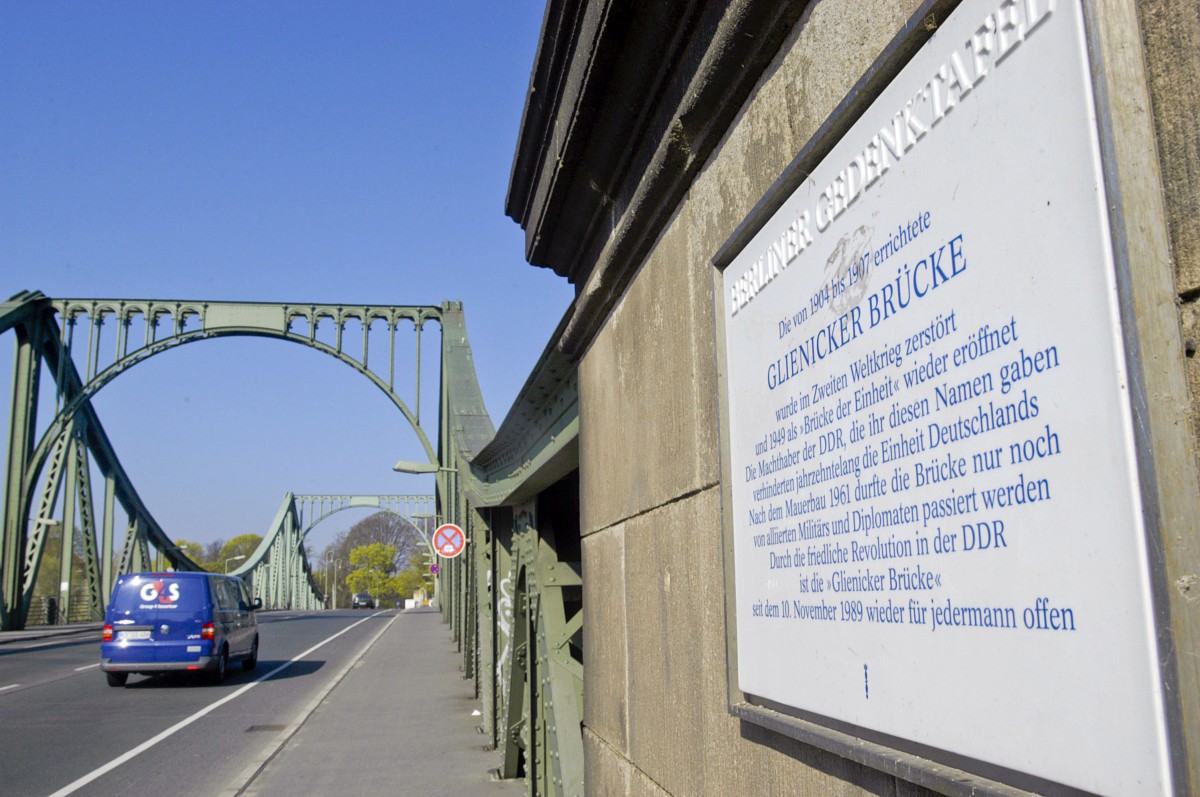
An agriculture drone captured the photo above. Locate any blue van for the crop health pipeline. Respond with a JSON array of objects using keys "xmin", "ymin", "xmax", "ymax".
[{"xmin": 101, "ymin": 571, "xmax": 261, "ymax": 687}]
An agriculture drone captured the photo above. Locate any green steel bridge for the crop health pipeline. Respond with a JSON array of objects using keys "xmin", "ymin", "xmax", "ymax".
[{"xmin": 0, "ymin": 289, "xmax": 584, "ymax": 796}]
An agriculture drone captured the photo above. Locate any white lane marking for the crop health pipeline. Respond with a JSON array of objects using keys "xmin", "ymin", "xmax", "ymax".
[
  {"xmin": 74, "ymin": 663, "xmax": 100, "ymax": 671},
  {"xmin": 0, "ymin": 684, "xmax": 19, "ymax": 692},
  {"xmin": 46, "ymin": 614, "xmax": 381, "ymax": 797}
]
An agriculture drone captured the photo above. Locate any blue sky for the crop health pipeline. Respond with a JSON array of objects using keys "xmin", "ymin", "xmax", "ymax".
[{"xmin": 0, "ymin": 2, "xmax": 574, "ymax": 555}]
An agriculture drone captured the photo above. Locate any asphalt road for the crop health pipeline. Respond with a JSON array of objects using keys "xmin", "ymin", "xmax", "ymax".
[{"xmin": 0, "ymin": 609, "xmax": 396, "ymax": 797}]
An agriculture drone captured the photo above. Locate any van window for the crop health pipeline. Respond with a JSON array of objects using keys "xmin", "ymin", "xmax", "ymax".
[
  {"xmin": 211, "ymin": 578, "xmax": 241, "ymax": 612},
  {"xmin": 238, "ymin": 580, "xmax": 253, "ymax": 609},
  {"xmin": 110, "ymin": 576, "xmax": 200, "ymax": 612}
]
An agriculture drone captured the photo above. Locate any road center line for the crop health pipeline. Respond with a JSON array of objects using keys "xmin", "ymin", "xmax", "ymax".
[
  {"xmin": 0, "ymin": 684, "xmax": 19, "ymax": 691},
  {"xmin": 46, "ymin": 614, "xmax": 382, "ymax": 797}
]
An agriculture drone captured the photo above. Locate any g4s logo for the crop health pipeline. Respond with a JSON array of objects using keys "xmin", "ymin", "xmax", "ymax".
[{"xmin": 140, "ymin": 580, "xmax": 180, "ymax": 604}]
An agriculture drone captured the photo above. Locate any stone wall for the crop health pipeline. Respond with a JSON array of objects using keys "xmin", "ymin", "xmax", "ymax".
[
  {"xmin": 573, "ymin": 0, "xmax": 1198, "ymax": 794},
  {"xmin": 578, "ymin": 2, "xmax": 946, "ymax": 794}
]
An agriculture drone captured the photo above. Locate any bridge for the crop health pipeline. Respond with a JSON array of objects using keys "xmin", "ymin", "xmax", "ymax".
[
  {"xmin": 0, "ymin": 288, "xmax": 582, "ymax": 795},
  {"xmin": 5, "ymin": 1, "xmax": 1195, "ymax": 794}
]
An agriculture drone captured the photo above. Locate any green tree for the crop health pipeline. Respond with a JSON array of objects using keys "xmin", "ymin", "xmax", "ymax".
[
  {"xmin": 218, "ymin": 534, "xmax": 262, "ymax": 571},
  {"xmin": 393, "ymin": 560, "xmax": 431, "ymax": 599},
  {"xmin": 172, "ymin": 538, "xmax": 207, "ymax": 568},
  {"xmin": 345, "ymin": 542, "xmax": 402, "ymax": 603},
  {"xmin": 318, "ymin": 512, "xmax": 424, "ymax": 603}
]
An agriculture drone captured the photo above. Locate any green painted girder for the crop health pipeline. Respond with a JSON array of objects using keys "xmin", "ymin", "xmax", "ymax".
[
  {"xmin": 461, "ymin": 326, "xmax": 577, "ymax": 511},
  {"xmin": 235, "ymin": 493, "xmax": 322, "ymax": 611},
  {"xmin": 289, "ymin": 494, "xmax": 438, "ymax": 607},
  {"xmin": 1, "ymin": 295, "xmax": 47, "ymax": 629},
  {"xmin": 293, "ymin": 494, "xmax": 435, "ymax": 540},
  {"xmin": 495, "ymin": 508, "xmax": 584, "ymax": 796},
  {"xmin": 3, "ymin": 293, "xmax": 490, "ymax": 629},
  {"xmin": 3, "ymin": 294, "xmax": 207, "ymax": 627},
  {"xmin": 44, "ymin": 297, "xmax": 445, "ymax": 466},
  {"xmin": 0, "ymin": 290, "xmax": 49, "ymax": 336}
]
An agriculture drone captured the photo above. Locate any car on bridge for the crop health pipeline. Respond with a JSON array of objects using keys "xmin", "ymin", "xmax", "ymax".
[
  {"xmin": 352, "ymin": 593, "xmax": 376, "ymax": 609},
  {"xmin": 100, "ymin": 572, "xmax": 261, "ymax": 686}
]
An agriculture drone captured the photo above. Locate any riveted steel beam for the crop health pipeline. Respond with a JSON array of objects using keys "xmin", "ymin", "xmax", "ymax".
[
  {"xmin": 1, "ymin": 293, "xmax": 469, "ymax": 629},
  {"xmin": 490, "ymin": 501, "xmax": 583, "ymax": 796}
]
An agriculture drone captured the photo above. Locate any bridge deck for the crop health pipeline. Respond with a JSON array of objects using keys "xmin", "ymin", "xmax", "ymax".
[{"xmin": 237, "ymin": 607, "xmax": 521, "ymax": 797}]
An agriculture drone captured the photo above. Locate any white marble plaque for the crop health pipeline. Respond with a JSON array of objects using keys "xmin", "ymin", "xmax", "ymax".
[{"xmin": 721, "ymin": 1, "xmax": 1171, "ymax": 793}]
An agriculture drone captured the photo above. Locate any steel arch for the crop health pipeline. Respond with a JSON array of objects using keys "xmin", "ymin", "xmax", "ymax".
[
  {"xmin": 2, "ymin": 293, "xmax": 474, "ymax": 630},
  {"xmin": 41, "ymin": 298, "xmax": 443, "ymax": 466},
  {"xmin": 292, "ymin": 494, "xmax": 436, "ymax": 540}
]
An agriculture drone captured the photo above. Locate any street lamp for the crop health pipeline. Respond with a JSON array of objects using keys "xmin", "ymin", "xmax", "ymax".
[
  {"xmin": 224, "ymin": 554, "xmax": 246, "ymax": 573},
  {"xmin": 392, "ymin": 459, "xmax": 456, "ymax": 474},
  {"xmin": 410, "ymin": 513, "xmax": 442, "ymax": 608},
  {"xmin": 323, "ymin": 555, "xmax": 339, "ymax": 610}
]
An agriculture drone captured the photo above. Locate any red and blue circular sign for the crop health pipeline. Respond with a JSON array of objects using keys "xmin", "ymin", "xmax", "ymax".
[{"xmin": 433, "ymin": 523, "xmax": 466, "ymax": 559}]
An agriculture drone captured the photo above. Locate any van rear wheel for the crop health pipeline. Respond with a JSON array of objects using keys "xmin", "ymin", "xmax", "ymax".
[
  {"xmin": 242, "ymin": 637, "xmax": 258, "ymax": 672},
  {"xmin": 208, "ymin": 648, "xmax": 228, "ymax": 685},
  {"xmin": 106, "ymin": 671, "xmax": 128, "ymax": 687}
]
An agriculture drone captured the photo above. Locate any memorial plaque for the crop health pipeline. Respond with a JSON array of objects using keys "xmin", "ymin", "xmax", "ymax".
[{"xmin": 719, "ymin": 0, "xmax": 1172, "ymax": 793}]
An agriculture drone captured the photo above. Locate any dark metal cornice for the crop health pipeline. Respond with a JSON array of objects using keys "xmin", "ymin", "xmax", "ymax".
[{"xmin": 506, "ymin": 0, "xmax": 812, "ymax": 356}]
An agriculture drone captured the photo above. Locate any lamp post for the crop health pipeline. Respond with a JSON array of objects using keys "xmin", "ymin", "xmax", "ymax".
[
  {"xmin": 410, "ymin": 513, "xmax": 442, "ymax": 608},
  {"xmin": 394, "ymin": 459, "xmax": 459, "ymax": 611},
  {"xmin": 328, "ymin": 557, "xmax": 338, "ymax": 610},
  {"xmin": 224, "ymin": 554, "xmax": 246, "ymax": 573}
]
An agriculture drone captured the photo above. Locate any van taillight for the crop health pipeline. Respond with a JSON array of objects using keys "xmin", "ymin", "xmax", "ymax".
[
  {"xmin": 102, "ymin": 624, "xmax": 113, "ymax": 642},
  {"xmin": 201, "ymin": 623, "xmax": 214, "ymax": 640}
]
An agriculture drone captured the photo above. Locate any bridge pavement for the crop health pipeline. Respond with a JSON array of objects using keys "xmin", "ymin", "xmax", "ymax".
[{"xmin": 234, "ymin": 606, "xmax": 522, "ymax": 797}]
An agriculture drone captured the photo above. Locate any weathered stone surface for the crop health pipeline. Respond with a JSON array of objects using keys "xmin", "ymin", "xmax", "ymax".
[
  {"xmin": 618, "ymin": 484, "xmax": 910, "ymax": 795},
  {"xmin": 689, "ymin": 0, "xmax": 923, "ymax": 260},
  {"xmin": 623, "ymin": 488, "xmax": 722, "ymax": 796},
  {"xmin": 579, "ymin": 208, "xmax": 720, "ymax": 537},
  {"xmin": 582, "ymin": 524, "xmax": 628, "ymax": 754},
  {"xmin": 581, "ymin": 2, "xmax": 943, "ymax": 795},
  {"xmin": 1138, "ymin": 0, "xmax": 1200, "ymax": 293},
  {"xmin": 569, "ymin": 0, "xmax": 1200, "ymax": 794},
  {"xmin": 1180, "ymin": 299, "xmax": 1200, "ymax": 482},
  {"xmin": 583, "ymin": 728, "xmax": 632, "ymax": 797},
  {"xmin": 584, "ymin": 728, "xmax": 673, "ymax": 797}
]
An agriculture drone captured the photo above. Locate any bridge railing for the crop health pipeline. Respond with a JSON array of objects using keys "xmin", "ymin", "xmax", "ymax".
[{"xmin": 428, "ymin": 303, "xmax": 586, "ymax": 797}]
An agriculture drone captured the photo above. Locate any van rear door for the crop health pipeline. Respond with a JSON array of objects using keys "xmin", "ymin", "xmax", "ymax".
[{"xmin": 107, "ymin": 575, "xmax": 209, "ymax": 663}]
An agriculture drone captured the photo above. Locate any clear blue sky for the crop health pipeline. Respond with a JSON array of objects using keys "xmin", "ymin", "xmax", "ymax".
[{"xmin": 0, "ymin": 2, "xmax": 574, "ymax": 555}]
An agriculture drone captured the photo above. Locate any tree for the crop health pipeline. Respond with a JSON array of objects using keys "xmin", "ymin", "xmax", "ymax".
[
  {"xmin": 393, "ymin": 560, "xmax": 431, "ymax": 599},
  {"xmin": 204, "ymin": 539, "xmax": 226, "ymax": 568},
  {"xmin": 319, "ymin": 512, "xmax": 424, "ymax": 602},
  {"xmin": 172, "ymin": 538, "xmax": 207, "ymax": 567},
  {"xmin": 218, "ymin": 534, "xmax": 262, "ymax": 571},
  {"xmin": 345, "ymin": 543, "xmax": 401, "ymax": 602}
]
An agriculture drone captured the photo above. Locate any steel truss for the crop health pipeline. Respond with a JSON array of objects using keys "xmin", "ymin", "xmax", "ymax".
[
  {"xmin": 2, "ymin": 289, "xmax": 586, "ymax": 797},
  {"xmin": 436, "ymin": 495, "xmax": 584, "ymax": 797},
  {"xmin": 498, "ymin": 505, "xmax": 584, "ymax": 795},
  {"xmin": 0, "ymin": 291, "xmax": 453, "ymax": 630}
]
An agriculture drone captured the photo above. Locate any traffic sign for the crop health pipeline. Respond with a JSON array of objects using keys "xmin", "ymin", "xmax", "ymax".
[
  {"xmin": 429, "ymin": 562, "xmax": 440, "ymax": 575},
  {"xmin": 433, "ymin": 523, "xmax": 466, "ymax": 558}
]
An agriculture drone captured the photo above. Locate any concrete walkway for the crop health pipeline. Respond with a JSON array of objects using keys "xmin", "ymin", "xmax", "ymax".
[
  {"xmin": 0, "ymin": 621, "xmax": 102, "ymax": 645},
  {"xmin": 236, "ymin": 607, "xmax": 523, "ymax": 797}
]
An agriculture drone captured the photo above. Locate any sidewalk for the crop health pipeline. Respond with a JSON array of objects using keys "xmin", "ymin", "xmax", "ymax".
[
  {"xmin": 237, "ymin": 607, "xmax": 523, "ymax": 797},
  {"xmin": 0, "ymin": 622, "xmax": 102, "ymax": 645}
]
